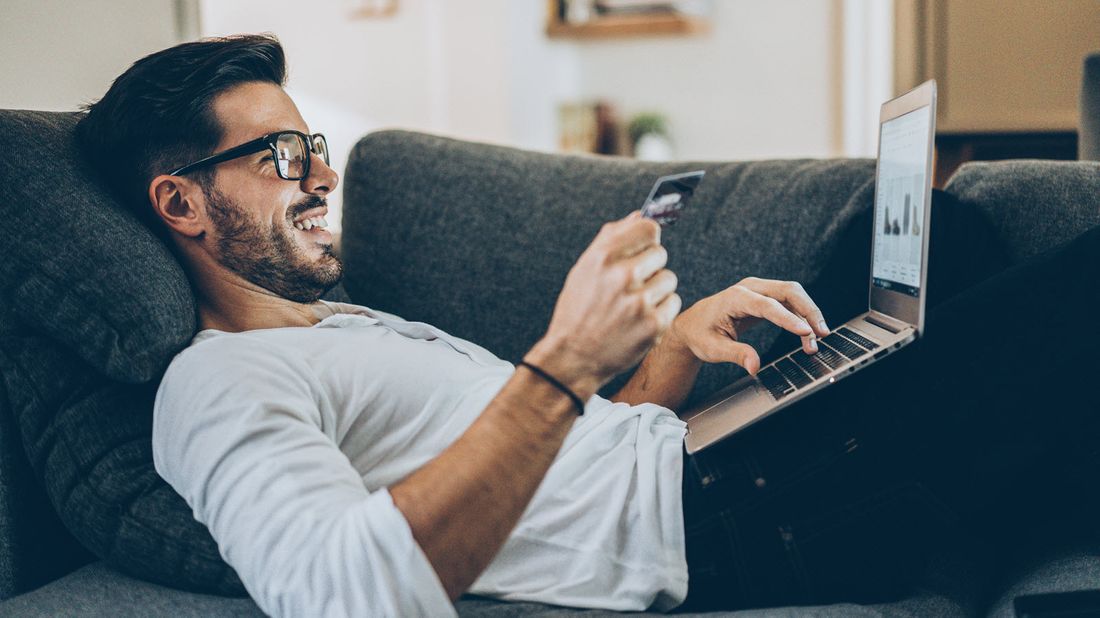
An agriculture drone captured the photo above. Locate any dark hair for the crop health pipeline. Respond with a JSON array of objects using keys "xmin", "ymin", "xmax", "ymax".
[{"xmin": 75, "ymin": 33, "xmax": 287, "ymax": 236}]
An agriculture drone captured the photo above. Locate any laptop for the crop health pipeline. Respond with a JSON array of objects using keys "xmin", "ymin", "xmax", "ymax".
[{"xmin": 683, "ymin": 79, "xmax": 938, "ymax": 455}]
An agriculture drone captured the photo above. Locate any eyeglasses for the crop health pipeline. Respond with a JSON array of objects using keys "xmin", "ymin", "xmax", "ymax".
[{"xmin": 169, "ymin": 130, "xmax": 329, "ymax": 180}]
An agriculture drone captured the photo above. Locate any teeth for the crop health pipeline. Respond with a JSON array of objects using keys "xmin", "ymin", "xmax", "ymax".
[{"xmin": 293, "ymin": 214, "xmax": 328, "ymax": 231}]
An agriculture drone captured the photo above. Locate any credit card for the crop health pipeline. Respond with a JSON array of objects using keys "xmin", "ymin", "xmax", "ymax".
[{"xmin": 639, "ymin": 170, "xmax": 705, "ymax": 227}]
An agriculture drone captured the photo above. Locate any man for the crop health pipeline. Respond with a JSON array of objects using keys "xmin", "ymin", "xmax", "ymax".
[{"xmin": 76, "ymin": 35, "xmax": 1099, "ymax": 615}]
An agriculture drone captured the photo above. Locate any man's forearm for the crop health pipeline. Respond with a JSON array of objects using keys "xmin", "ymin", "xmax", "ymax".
[
  {"xmin": 610, "ymin": 326, "xmax": 702, "ymax": 413},
  {"xmin": 389, "ymin": 341, "xmax": 596, "ymax": 601}
]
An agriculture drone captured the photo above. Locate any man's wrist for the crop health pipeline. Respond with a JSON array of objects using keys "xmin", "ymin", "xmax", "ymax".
[
  {"xmin": 524, "ymin": 335, "xmax": 603, "ymax": 402},
  {"xmin": 664, "ymin": 316, "xmax": 700, "ymax": 364}
]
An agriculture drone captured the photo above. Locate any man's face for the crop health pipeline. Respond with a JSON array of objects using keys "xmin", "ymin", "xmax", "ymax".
[{"xmin": 198, "ymin": 82, "xmax": 343, "ymax": 303}]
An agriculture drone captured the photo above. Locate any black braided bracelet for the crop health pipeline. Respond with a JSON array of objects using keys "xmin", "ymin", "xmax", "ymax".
[{"xmin": 517, "ymin": 360, "xmax": 586, "ymax": 416}]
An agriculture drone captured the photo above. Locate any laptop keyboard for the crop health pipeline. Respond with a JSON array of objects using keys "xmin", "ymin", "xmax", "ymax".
[
  {"xmin": 791, "ymin": 349, "xmax": 831, "ymax": 379},
  {"xmin": 821, "ymin": 332, "xmax": 869, "ymax": 360},
  {"xmin": 837, "ymin": 327, "xmax": 880, "ymax": 351},
  {"xmin": 756, "ymin": 328, "xmax": 881, "ymax": 400}
]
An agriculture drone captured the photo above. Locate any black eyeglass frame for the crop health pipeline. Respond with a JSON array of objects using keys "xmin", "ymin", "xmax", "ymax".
[{"xmin": 169, "ymin": 130, "xmax": 329, "ymax": 180}]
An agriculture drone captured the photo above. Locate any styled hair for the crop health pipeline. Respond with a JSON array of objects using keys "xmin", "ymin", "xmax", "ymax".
[{"xmin": 75, "ymin": 33, "xmax": 287, "ymax": 235}]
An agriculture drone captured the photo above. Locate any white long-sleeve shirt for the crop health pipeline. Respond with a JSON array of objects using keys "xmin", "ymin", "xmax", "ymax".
[{"xmin": 152, "ymin": 300, "xmax": 688, "ymax": 617}]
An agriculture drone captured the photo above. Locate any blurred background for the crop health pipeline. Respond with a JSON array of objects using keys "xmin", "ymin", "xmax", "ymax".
[{"xmin": 1, "ymin": 0, "xmax": 1097, "ymax": 232}]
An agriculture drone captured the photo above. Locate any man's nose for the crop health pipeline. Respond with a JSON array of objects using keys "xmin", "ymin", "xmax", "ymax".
[{"xmin": 301, "ymin": 153, "xmax": 339, "ymax": 195}]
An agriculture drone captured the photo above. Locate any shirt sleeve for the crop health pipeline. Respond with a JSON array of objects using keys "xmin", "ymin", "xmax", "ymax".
[{"xmin": 152, "ymin": 337, "xmax": 455, "ymax": 618}]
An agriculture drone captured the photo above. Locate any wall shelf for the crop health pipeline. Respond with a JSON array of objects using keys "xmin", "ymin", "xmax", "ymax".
[{"xmin": 546, "ymin": 13, "xmax": 709, "ymax": 40}]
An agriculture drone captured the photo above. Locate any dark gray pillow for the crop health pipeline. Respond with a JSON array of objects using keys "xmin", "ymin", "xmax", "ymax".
[
  {"xmin": 0, "ymin": 110, "xmax": 243, "ymax": 594},
  {"xmin": 0, "ymin": 111, "xmax": 195, "ymax": 383}
]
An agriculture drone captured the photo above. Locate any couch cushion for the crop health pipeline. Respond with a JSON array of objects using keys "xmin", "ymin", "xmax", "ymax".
[
  {"xmin": 0, "ymin": 284, "xmax": 350, "ymax": 598},
  {"xmin": 0, "ymin": 562, "xmax": 262, "ymax": 618},
  {"xmin": 341, "ymin": 130, "xmax": 876, "ymax": 405},
  {"xmin": 0, "ymin": 370, "xmax": 92, "ymax": 600},
  {"xmin": 0, "ymin": 109, "xmax": 246, "ymax": 595},
  {"xmin": 982, "ymin": 500, "xmax": 1100, "ymax": 618},
  {"xmin": 0, "ymin": 561, "xmax": 966, "ymax": 618},
  {"xmin": 0, "ymin": 294, "xmax": 245, "ymax": 597},
  {"xmin": 944, "ymin": 160, "xmax": 1100, "ymax": 264},
  {"xmin": 0, "ymin": 110, "xmax": 196, "ymax": 383}
]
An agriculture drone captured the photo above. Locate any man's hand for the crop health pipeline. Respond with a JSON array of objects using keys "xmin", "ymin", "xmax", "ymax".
[
  {"xmin": 527, "ymin": 211, "xmax": 681, "ymax": 397},
  {"xmin": 669, "ymin": 277, "xmax": 830, "ymax": 376},
  {"xmin": 612, "ymin": 277, "xmax": 829, "ymax": 411}
]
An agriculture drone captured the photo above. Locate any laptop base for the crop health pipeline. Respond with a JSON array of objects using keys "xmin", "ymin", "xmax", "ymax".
[{"xmin": 683, "ymin": 312, "xmax": 915, "ymax": 454}]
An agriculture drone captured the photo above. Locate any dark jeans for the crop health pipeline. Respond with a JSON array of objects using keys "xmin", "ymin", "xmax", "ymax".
[{"xmin": 678, "ymin": 193, "xmax": 1100, "ymax": 612}]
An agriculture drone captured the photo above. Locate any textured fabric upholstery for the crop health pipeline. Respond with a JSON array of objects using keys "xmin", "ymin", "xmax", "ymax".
[
  {"xmin": 0, "ymin": 110, "xmax": 195, "ymax": 383},
  {"xmin": 984, "ymin": 503, "xmax": 1100, "ymax": 618},
  {"xmin": 0, "ymin": 561, "xmax": 967, "ymax": 618},
  {"xmin": 0, "ymin": 562, "xmax": 262, "ymax": 617},
  {"xmin": 944, "ymin": 159, "xmax": 1100, "ymax": 263},
  {"xmin": 1080, "ymin": 52, "xmax": 1100, "ymax": 160},
  {"xmin": 341, "ymin": 130, "xmax": 877, "ymax": 406},
  {"xmin": 0, "ymin": 110, "xmax": 243, "ymax": 597},
  {"xmin": 0, "ymin": 366, "xmax": 91, "ymax": 600}
]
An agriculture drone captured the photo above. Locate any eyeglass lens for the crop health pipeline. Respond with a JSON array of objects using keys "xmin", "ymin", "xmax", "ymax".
[{"xmin": 274, "ymin": 133, "xmax": 329, "ymax": 179}]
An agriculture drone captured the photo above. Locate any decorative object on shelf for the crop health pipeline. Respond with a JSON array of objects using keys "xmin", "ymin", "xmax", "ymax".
[
  {"xmin": 564, "ymin": 0, "xmax": 595, "ymax": 24},
  {"xmin": 559, "ymin": 100, "xmax": 622, "ymax": 155},
  {"xmin": 595, "ymin": 0, "xmax": 706, "ymax": 16},
  {"xmin": 546, "ymin": 0, "xmax": 709, "ymax": 39},
  {"xmin": 628, "ymin": 112, "xmax": 673, "ymax": 161},
  {"xmin": 348, "ymin": 0, "xmax": 398, "ymax": 19}
]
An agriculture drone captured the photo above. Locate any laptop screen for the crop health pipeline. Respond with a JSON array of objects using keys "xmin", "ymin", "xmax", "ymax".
[{"xmin": 871, "ymin": 104, "xmax": 933, "ymax": 298}]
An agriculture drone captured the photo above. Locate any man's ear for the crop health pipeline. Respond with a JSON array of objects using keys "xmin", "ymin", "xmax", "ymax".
[{"xmin": 148, "ymin": 174, "xmax": 206, "ymax": 239}]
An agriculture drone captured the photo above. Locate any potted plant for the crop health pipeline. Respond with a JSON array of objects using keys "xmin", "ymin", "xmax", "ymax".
[{"xmin": 628, "ymin": 112, "xmax": 673, "ymax": 161}]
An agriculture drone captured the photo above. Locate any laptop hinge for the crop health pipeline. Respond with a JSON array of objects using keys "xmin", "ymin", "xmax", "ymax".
[{"xmin": 864, "ymin": 312, "xmax": 907, "ymax": 334}]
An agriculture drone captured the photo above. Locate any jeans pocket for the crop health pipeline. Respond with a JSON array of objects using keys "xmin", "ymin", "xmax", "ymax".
[{"xmin": 776, "ymin": 480, "xmax": 962, "ymax": 605}]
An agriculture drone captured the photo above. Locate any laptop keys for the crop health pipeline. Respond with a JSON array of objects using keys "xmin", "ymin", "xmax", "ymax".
[
  {"xmin": 812, "ymin": 343, "xmax": 846, "ymax": 370},
  {"xmin": 837, "ymin": 327, "xmax": 880, "ymax": 350},
  {"xmin": 821, "ymin": 332, "xmax": 869, "ymax": 360},
  {"xmin": 757, "ymin": 328, "xmax": 881, "ymax": 401},
  {"xmin": 791, "ymin": 350, "xmax": 831, "ymax": 379},
  {"xmin": 757, "ymin": 365, "xmax": 794, "ymax": 400},
  {"xmin": 776, "ymin": 358, "xmax": 813, "ymax": 389}
]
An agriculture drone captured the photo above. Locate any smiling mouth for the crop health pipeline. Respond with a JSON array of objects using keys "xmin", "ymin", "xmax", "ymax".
[{"xmin": 292, "ymin": 214, "xmax": 329, "ymax": 231}]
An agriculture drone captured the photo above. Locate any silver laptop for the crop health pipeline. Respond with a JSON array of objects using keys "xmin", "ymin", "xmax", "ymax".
[{"xmin": 684, "ymin": 80, "xmax": 938, "ymax": 454}]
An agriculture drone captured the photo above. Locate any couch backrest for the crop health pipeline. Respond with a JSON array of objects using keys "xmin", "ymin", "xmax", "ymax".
[
  {"xmin": 945, "ymin": 159, "xmax": 1100, "ymax": 263},
  {"xmin": 340, "ymin": 130, "xmax": 880, "ymax": 403}
]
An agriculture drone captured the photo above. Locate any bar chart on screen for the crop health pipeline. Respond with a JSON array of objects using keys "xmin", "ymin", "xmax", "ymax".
[{"xmin": 874, "ymin": 173, "xmax": 924, "ymax": 288}]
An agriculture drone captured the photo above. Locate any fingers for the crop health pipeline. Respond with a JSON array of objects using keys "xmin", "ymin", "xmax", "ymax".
[
  {"xmin": 717, "ymin": 339, "xmax": 762, "ymax": 375},
  {"xmin": 656, "ymin": 291, "xmax": 682, "ymax": 324},
  {"xmin": 623, "ymin": 245, "xmax": 669, "ymax": 288},
  {"xmin": 736, "ymin": 278, "xmax": 829, "ymax": 337},
  {"xmin": 641, "ymin": 269, "xmax": 677, "ymax": 306},
  {"xmin": 600, "ymin": 211, "xmax": 661, "ymax": 260},
  {"xmin": 654, "ymin": 292, "xmax": 682, "ymax": 336},
  {"xmin": 731, "ymin": 285, "xmax": 813, "ymax": 338}
]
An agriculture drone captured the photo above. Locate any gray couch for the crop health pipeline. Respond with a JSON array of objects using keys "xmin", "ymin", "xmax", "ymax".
[{"xmin": 0, "ymin": 111, "xmax": 1098, "ymax": 616}]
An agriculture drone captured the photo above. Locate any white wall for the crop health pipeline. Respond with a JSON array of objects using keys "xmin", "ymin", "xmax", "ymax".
[
  {"xmin": 572, "ymin": 1, "xmax": 844, "ymax": 161},
  {"xmin": 0, "ymin": 0, "xmax": 183, "ymax": 111}
]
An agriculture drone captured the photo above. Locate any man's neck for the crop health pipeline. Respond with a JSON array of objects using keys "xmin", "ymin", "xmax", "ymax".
[{"xmin": 192, "ymin": 268, "xmax": 324, "ymax": 333}]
